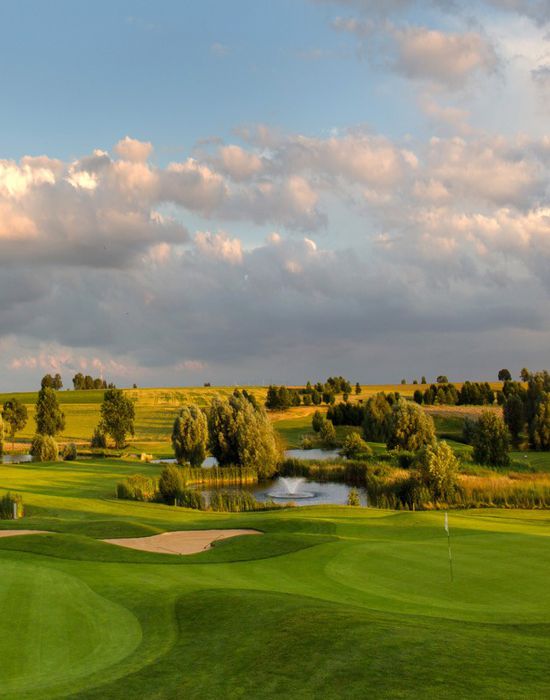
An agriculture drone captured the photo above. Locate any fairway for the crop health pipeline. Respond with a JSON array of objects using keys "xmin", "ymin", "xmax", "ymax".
[{"xmin": 0, "ymin": 458, "xmax": 549, "ymax": 698}]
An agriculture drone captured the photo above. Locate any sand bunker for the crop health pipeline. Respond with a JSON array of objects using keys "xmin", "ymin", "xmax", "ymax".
[
  {"xmin": 103, "ymin": 529, "xmax": 262, "ymax": 555},
  {"xmin": 0, "ymin": 530, "xmax": 49, "ymax": 537}
]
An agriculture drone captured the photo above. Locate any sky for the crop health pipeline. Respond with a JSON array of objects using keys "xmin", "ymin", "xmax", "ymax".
[{"xmin": 0, "ymin": 0, "xmax": 549, "ymax": 390}]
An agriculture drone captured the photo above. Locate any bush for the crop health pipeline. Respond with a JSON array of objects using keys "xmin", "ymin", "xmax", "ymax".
[
  {"xmin": 116, "ymin": 474, "xmax": 157, "ymax": 502},
  {"xmin": 158, "ymin": 465, "xmax": 186, "ymax": 504},
  {"xmin": 347, "ymin": 488, "xmax": 361, "ymax": 506},
  {"xmin": 339, "ymin": 432, "xmax": 372, "ymax": 459},
  {"xmin": 62, "ymin": 443, "xmax": 78, "ymax": 461},
  {"xmin": 30, "ymin": 434, "xmax": 59, "ymax": 462},
  {"xmin": 320, "ymin": 420, "xmax": 337, "ymax": 447},
  {"xmin": 177, "ymin": 489, "xmax": 205, "ymax": 509},
  {"xmin": 311, "ymin": 410, "xmax": 325, "ymax": 433},
  {"xmin": 91, "ymin": 428, "xmax": 107, "ymax": 449},
  {"xmin": 301, "ymin": 435, "xmax": 314, "ymax": 450},
  {"xmin": 414, "ymin": 441, "xmax": 459, "ymax": 501},
  {"xmin": 0, "ymin": 492, "xmax": 23, "ymax": 519}
]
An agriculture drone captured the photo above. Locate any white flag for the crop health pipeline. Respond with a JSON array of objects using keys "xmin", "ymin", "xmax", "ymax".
[{"xmin": 444, "ymin": 511, "xmax": 449, "ymax": 533}]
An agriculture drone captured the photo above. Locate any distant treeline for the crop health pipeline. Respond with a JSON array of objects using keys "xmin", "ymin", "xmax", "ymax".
[
  {"xmin": 413, "ymin": 381, "xmax": 495, "ymax": 406},
  {"xmin": 72, "ymin": 373, "xmax": 115, "ymax": 390},
  {"xmin": 266, "ymin": 376, "xmax": 360, "ymax": 410}
]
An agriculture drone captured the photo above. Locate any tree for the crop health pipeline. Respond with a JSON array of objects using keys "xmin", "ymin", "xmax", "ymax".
[
  {"xmin": 30, "ymin": 434, "xmax": 59, "ymax": 462},
  {"xmin": 35, "ymin": 387, "xmax": 65, "ymax": 436},
  {"xmin": 472, "ymin": 411, "xmax": 510, "ymax": 467},
  {"xmin": 2, "ymin": 398, "xmax": 28, "ymax": 449},
  {"xmin": 98, "ymin": 389, "xmax": 135, "ymax": 448},
  {"xmin": 0, "ymin": 413, "xmax": 3, "ymax": 457},
  {"xmin": 503, "ymin": 394, "xmax": 525, "ymax": 448},
  {"xmin": 347, "ymin": 488, "xmax": 361, "ymax": 506},
  {"xmin": 171, "ymin": 405, "xmax": 208, "ymax": 467},
  {"xmin": 363, "ymin": 393, "xmax": 392, "ymax": 442},
  {"xmin": 339, "ymin": 432, "xmax": 372, "ymax": 459},
  {"xmin": 520, "ymin": 367, "xmax": 530, "ymax": 383},
  {"xmin": 498, "ymin": 369, "xmax": 512, "ymax": 382},
  {"xmin": 319, "ymin": 420, "xmax": 337, "ymax": 447},
  {"xmin": 415, "ymin": 441, "xmax": 459, "ymax": 501},
  {"xmin": 311, "ymin": 410, "xmax": 325, "ymax": 433},
  {"xmin": 52, "ymin": 373, "xmax": 63, "ymax": 390},
  {"xmin": 436, "ymin": 375, "xmax": 449, "ymax": 384},
  {"xmin": 386, "ymin": 400, "xmax": 436, "ymax": 452},
  {"xmin": 208, "ymin": 392, "xmax": 280, "ymax": 478},
  {"xmin": 40, "ymin": 374, "xmax": 54, "ymax": 389},
  {"xmin": 413, "ymin": 390, "xmax": 423, "ymax": 405},
  {"xmin": 421, "ymin": 376, "xmax": 427, "ymax": 384},
  {"xmin": 532, "ymin": 394, "xmax": 550, "ymax": 451},
  {"xmin": 355, "ymin": 382, "xmax": 361, "ymax": 395}
]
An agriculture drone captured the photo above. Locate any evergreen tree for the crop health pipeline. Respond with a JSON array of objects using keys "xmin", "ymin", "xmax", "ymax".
[{"xmin": 35, "ymin": 387, "xmax": 65, "ymax": 436}]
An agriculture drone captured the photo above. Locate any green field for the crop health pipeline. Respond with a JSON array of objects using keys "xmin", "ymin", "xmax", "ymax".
[{"xmin": 1, "ymin": 456, "xmax": 550, "ymax": 698}]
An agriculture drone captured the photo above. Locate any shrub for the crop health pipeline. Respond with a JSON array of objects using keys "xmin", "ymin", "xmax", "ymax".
[
  {"xmin": 340, "ymin": 432, "xmax": 372, "ymax": 459},
  {"xmin": 0, "ymin": 492, "xmax": 23, "ymax": 519},
  {"xmin": 347, "ymin": 488, "xmax": 361, "ymax": 506},
  {"xmin": 311, "ymin": 410, "xmax": 325, "ymax": 433},
  {"xmin": 91, "ymin": 428, "xmax": 107, "ymax": 449},
  {"xmin": 177, "ymin": 489, "xmax": 205, "ymax": 509},
  {"xmin": 158, "ymin": 465, "xmax": 186, "ymax": 504},
  {"xmin": 116, "ymin": 474, "xmax": 157, "ymax": 502},
  {"xmin": 30, "ymin": 434, "xmax": 59, "ymax": 462},
  {"xmin": 386, "ymin": 400, "xmax": 435, "ymax": 452},
  {"xmin": 301, "ymin": 435, "xmax": 314, "ymax": 450},
  {"xmin": 62, "ymin": 443, "xmax": 78, "ymax": 461},
  {"xmin": 472, "ymin": 411, "xmax": 510, "ymax": 467},
  {"xmin": 414, "ymin": 441, "xmax": 459, "ymax": 501},
  {"xmin": 320, "ymin": 420, "xmax": 337, "ymax": 447}
]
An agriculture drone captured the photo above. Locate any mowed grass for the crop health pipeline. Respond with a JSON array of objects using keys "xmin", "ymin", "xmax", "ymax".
[{"xmin": 0, "ymin": 457, "xmax": 550, "ymax": 698}]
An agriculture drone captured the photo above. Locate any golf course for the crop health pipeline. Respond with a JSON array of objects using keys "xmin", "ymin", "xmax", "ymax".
[{"xmin": 1, "ymin": 451, "xmax": 550, "ymax": 698}]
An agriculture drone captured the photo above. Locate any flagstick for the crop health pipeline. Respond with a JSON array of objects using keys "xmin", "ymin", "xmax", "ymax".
[{"xmin": 445, "ymin": 511, "xmax": 454, "ymax": 583}]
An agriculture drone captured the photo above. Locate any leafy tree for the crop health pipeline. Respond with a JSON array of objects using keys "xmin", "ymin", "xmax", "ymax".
[
  {"xmin": 436, "ymin": 375, "xmax": 449, "ymax": 384},
  {"xmin": 413, "ymin": 389, "xmax": 423, "ymax": 405},
  {"xmin": 311, "ymin": 390, "xmax": 322, "ymax": 405},
  {"xmin": 2, "ymin": 398, "xmax": 28, "ymax": 448},
  {"xmin": 208, "ymin": 392, "xmax": 280, "ymax": 478},
  {"xmin": 363, "ymin": 393, "xmax": 392, "ymax": 442},
  {"xmin": 0, "ymin": 414, "xmax": 3, "ymax": 457},
  {"xmin": 503, "ymin": 394, "xmax": 525, "ymax": 448},
  {"xmin": 35, "ymin": 387, "xmax": 65, "ymax": 436},
  {"xmin": 311, "ymin": 410, "xmax": 325, "ymax": 433},
  {"xmin": 319, "ymin": 420, "xmax": 337, "ymax": 447},
  {"xmin": 472, "ymin": 411, "xmax": 510, "ymax": 467},
  {"xmin": 520, "ymin": 367, "xmax": 530, "ymax": 382},
  {"xmin": 171, "ymin": 405, "xmax": 208, "ymax": 467},
  {"xmin": 415, "ymin": 441, "xmax": 459, "ymax": 501},
  {"xmin": 30, "ymin": 434, "xmax": 59, "ymax": 462},
  {"xmin": 347, "ymin": 488, "xmax": 361, "ymax": 506},
  {"xmin": 40, "ymin": 374, "xmax": 54, "ymax": 389},
  {"xmin": 339, "ymin": 432, "xmax": 372, "ymax": 459},
  {"xmin": 421, "ymin": 376, "xmax": 427, "ymax": 384},
  {"xmin": 387, "ymin": 400, "xmax": 436, "ymax": 452},
  {"xmin": 52, "ymin": 373, "xmax": 63, "ymax": 390},
  {"xmin": 498, "ymin": 368, "xmax": 512, "ymax": 382},
  {"xmin": 355, "ymin": 382, "xmax": 361, "ymax": 395},
  {"xmin": 462, "ymin": 417, "xmax": 478, "ymax": 445},
  {"xmin": 532, "ymin": 394, "xmax": 550, "ymax": 451},
  {"xmin": 98, "ymin": 389, "xmax": 135, "ymax": 448}
]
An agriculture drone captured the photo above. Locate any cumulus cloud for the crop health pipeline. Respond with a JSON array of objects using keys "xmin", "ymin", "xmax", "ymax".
[{"xmin": 115, "ymin": 136, "xmax": 153, "ymax": 162}]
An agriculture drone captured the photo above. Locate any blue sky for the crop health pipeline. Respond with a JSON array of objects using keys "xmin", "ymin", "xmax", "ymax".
[{"xmin": 0, "ymin": 0, "xmax": 549, "ymax": 389}]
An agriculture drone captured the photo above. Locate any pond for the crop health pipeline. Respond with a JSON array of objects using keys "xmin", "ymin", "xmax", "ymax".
[
  {"xmin": 198, "ymin": 476, "xmax": 368, "ymax": 507},
  {"xmin": 0, "ymin": 454, "xmax": 33, "ymax": 464}
]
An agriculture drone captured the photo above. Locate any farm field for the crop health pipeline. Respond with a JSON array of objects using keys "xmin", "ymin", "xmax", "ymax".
[{"xmin": 1, "ymin": 456, "xmax": 550, "ymax": 699}]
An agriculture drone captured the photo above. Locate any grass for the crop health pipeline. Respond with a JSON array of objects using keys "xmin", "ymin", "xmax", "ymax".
[{"xmin": 0, "ymin": 455, "xmax": 550, "ymax": 697}]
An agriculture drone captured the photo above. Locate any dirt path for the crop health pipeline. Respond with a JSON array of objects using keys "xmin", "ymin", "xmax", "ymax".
[{"xmin": 103, "ymin": 529, "xmax": 262, "ymax": 555}]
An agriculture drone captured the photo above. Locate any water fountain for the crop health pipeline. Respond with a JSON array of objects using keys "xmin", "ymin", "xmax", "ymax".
[{"xmin": 267, "ymin": 476, "xmax": 315, "ymax": 500}]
